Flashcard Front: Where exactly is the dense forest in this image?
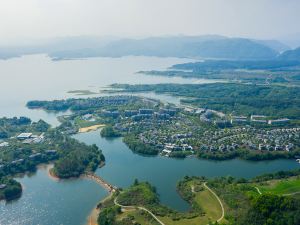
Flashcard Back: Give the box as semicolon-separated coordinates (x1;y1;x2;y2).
50;131;105;178
123;135;159;155
0;117;105;179
97;172;300;225
171;60;300;71
111;83;300;119
100;126;121;138
26;96;139;112
0;177;22;201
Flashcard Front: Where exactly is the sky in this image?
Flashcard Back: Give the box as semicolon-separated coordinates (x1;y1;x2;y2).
0;0;300;45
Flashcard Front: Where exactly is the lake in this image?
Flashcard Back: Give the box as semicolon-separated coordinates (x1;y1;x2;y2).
0;54;204;125
0;55;299;225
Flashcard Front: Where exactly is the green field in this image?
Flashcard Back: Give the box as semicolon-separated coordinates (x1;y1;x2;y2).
159;181;223;225
256;177;300;195
195;187;222;221
74;117;103;128
116;210;160;225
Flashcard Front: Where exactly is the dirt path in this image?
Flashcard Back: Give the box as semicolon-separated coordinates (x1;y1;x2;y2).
114;197;165;225
203;182;225;223
191;185;195;193
283;191;300;196
255;187;262;195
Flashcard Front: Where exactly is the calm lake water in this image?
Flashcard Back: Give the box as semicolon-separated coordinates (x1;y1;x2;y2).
0;54;202;125
0;55;299;225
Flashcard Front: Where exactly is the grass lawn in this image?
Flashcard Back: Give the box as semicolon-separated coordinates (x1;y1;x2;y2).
195;186;222;221
158;215;210;225
159;182;223;225
74;117;103;128
256;177;300;195
116;209;160;225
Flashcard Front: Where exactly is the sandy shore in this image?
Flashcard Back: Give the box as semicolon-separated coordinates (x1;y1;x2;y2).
87;207;100;225
86;192;114;225
79;124;105;133
47;165;60;181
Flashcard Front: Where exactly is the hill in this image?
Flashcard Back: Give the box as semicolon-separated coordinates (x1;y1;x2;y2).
49;36;278;60
253;39;290;53
0;35;286;60
278;47;300;61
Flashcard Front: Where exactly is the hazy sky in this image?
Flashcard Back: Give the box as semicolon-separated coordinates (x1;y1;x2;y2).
0;0;300;44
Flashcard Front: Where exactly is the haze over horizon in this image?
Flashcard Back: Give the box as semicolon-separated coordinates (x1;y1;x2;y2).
1;0;300;47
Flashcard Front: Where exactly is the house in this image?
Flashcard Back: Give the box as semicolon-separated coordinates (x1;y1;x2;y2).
82;114;93;120
164;144;175;151
0;184;7;189
268;118;290;125
32;134;44;144
251;119;267;123
195;108;206;114
230;116;248;124
45;150;57;154
184;107;195;113
132;114;152;121
182;144;193;151
0;142;9;147
285;143;294;151
155;113;170;120
29;153;42;159
17;133;32;140
103;110;120;118
11;159;24;164
160;108;177;116
251;115;266;120
162;149;172;154
258;144;266;151
139;109;154;115
124;110;138;117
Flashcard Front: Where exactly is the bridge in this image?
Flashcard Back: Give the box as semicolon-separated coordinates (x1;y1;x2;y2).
83;172;117;193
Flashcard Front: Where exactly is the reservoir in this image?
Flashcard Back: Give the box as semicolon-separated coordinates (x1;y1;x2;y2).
0;55;299;225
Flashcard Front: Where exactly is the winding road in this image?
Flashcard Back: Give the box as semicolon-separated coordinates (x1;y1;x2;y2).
85;172;224;225
114;197;165;225
255;187;262;195
114;183;225;225
255;186;300;196
203;182;225;223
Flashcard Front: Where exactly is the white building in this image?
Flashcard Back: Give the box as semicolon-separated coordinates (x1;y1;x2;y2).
17;133;32;140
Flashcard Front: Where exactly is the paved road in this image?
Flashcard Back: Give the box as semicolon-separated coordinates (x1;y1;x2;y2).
203;182;225;223
114;197;165;225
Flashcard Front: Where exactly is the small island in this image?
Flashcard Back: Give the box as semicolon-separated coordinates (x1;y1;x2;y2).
0;177;22;201
138;59;300;86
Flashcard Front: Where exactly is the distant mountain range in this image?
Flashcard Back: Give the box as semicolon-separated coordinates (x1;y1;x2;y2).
48;35;281;60
0;35;299;61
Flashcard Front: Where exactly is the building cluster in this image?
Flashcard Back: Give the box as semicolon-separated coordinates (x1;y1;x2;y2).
108;103;299;156
196;108;292;127
0;142;9;147
0;149;57;169
102;107;178;122
200;127;299;153
231;115;290;125
16;132;45;144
